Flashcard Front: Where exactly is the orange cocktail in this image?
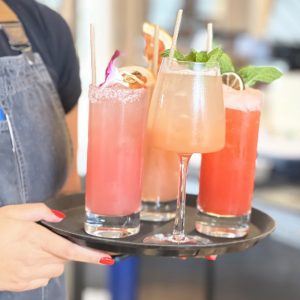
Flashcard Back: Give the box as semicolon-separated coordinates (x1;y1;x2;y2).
141;22;179;222
150;70;225;154
143;58;225;245
197;86;263;237
141;145;179;221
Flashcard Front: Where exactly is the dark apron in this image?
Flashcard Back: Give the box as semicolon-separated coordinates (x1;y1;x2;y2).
0;16;72;300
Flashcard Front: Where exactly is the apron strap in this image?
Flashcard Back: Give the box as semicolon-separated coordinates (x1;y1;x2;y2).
0;0;35;64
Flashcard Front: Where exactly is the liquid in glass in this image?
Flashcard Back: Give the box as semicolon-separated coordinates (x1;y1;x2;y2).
196;86;263;238
85;83;149;238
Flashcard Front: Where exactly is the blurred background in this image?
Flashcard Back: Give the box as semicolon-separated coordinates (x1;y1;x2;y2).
38;0;300;299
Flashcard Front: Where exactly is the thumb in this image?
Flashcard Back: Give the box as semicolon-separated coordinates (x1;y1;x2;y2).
2;203;64;223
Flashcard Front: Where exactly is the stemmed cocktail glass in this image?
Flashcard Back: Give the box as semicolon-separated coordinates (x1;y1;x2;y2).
144;57;225;244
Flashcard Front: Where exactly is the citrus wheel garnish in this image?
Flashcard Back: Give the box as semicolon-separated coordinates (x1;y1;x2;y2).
143;22;172;66
119;66;155;89
222;72;245;90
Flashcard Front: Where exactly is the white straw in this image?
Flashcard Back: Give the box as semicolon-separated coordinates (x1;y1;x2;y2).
169;9;183;59
152;24;160;75
90;23;96;85
207;23;213;52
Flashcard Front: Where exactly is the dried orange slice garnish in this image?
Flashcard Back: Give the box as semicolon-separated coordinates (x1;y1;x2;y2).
119;66;155;89
143;22;172;66
222;72;245;90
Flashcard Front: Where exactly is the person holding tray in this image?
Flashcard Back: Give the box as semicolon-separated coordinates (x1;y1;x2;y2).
0;0;113;299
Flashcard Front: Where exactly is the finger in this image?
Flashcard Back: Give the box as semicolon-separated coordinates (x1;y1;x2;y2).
19;263;65;281
39;228;114;265
60;243;115;265
28;254;66;267
35;264;65;280
3;203;64;223
25;279;50;291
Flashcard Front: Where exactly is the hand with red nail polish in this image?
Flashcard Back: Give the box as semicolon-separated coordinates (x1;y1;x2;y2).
0;203;112;292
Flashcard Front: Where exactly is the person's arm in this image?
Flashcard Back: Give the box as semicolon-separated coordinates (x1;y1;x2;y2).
0;203;114;292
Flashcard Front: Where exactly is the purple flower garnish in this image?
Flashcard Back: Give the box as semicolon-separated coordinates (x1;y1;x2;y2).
99;50;122;87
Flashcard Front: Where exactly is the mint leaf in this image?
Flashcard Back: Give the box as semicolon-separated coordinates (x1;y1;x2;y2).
173;50;185;61
161;49;171;57
238;66;282;86
219;53;235;73
207;48;224;61
161;49;185;61
182;49;197;61
206;48;224;68
195;51;208;62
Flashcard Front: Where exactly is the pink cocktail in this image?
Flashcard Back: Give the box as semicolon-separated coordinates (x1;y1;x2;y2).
85;83;149;238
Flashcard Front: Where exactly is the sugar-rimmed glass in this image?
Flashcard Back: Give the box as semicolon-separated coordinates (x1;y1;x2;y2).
85;83;149;238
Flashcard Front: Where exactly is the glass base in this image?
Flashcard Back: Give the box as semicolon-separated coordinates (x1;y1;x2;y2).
140;199;176;222
143;233;211;245
84;210;140;238
195;210;250;238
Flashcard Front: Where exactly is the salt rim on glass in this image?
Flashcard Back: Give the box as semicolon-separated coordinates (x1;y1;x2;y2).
89;83;147;104
223;84;264;112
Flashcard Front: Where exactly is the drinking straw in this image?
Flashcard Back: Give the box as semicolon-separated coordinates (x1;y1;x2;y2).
90;23;96;85
206;22;213;52
152;24;160;75
169;9;183;59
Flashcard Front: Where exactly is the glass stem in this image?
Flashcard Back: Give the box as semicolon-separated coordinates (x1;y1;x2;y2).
172;154;191;241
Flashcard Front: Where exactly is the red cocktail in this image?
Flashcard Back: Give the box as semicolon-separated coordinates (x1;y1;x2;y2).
196;86;263;238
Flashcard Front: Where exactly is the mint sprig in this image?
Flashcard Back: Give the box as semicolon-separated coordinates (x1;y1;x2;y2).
162;48;235;74
238;66;282;86
161;48;282;87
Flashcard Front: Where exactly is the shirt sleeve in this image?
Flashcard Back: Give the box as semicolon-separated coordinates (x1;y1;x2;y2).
38;5;81;113
55;20;81;113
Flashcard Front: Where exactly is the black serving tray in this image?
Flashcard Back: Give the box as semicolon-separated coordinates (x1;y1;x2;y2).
40;193;275;258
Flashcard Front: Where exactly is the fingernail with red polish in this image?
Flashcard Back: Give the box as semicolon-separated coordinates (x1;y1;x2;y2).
180;256;188;261
51;209;65;219
99;257;115;265
205;255;217;261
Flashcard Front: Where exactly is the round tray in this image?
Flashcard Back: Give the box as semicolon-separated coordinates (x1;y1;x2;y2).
40;193;275;258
